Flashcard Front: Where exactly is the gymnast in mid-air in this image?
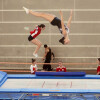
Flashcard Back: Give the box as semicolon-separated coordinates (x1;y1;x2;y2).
23;7;73;44
28;24;45;57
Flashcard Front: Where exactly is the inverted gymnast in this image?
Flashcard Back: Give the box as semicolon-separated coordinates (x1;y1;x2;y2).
28;24;45;57
23;7;73;44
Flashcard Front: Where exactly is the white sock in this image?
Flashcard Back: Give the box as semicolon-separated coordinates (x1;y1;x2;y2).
23;6;29;14
33;53;38;58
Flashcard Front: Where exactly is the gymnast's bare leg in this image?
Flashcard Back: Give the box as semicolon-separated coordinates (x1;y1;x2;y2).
23;7;55;22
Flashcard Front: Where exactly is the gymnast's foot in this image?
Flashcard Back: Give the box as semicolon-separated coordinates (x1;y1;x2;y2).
23;6;29;14
33;53;38;58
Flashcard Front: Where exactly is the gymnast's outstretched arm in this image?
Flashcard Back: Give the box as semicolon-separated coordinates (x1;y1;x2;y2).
67;10;73;28
59;11;68;38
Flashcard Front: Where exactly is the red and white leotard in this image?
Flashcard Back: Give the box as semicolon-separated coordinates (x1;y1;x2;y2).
30;64;38;74
30;26;41;38
56;66;67;72
97;65;100;73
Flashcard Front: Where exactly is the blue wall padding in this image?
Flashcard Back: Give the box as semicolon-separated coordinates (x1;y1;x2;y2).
0;71;7;87
36;72;86;76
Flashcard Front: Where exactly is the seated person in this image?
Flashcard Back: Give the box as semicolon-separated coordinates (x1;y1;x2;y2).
97;58;100;75
56;61;67;72
30;59;38;74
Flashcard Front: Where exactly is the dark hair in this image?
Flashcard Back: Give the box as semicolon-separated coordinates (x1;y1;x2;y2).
38;24;45;28
59;37;65;45
32;59;36;63
98;58;100;61
44;44;48;48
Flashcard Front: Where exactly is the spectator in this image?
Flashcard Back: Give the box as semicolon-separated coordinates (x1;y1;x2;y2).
97;58;100;75
56;61;66;72
42;44;54;71
30;59;38;74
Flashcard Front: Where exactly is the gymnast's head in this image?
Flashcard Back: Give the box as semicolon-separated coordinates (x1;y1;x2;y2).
58;61;63;67
38;24;45;30
59;37;70;45
98;58;100;61
97;58;100;64
44;44;48;48
32;58;36;64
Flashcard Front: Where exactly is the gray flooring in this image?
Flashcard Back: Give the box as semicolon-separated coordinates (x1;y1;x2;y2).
1;79;100;89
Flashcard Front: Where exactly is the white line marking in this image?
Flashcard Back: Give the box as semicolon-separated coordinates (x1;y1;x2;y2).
1;9;100;11
0;45;99;47
74;0;75;21
1;0;3;22
1;21;100;23
0;33;100;35
0;56;98;59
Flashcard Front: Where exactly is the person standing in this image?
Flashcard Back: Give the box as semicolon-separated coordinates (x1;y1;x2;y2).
42;44;54;71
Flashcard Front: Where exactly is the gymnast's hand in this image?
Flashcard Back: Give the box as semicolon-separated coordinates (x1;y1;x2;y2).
70;9;73;16
64;38;70;45
59;10;63;16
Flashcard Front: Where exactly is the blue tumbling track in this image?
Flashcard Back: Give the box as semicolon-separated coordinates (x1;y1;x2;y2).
0;71;100;99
